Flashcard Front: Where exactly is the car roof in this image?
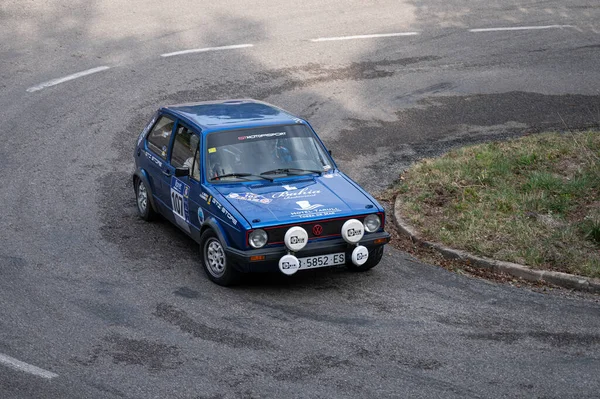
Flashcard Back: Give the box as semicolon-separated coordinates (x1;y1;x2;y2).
161;99;302;133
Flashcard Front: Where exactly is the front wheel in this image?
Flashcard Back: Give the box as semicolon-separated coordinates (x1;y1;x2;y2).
346;246;384;272
199;230;240;286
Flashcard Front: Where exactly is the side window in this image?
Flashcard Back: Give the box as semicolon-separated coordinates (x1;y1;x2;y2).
147;116;175;160
172;125;200;180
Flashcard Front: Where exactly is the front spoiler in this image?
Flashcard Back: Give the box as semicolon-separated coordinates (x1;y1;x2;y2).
225;231;391;273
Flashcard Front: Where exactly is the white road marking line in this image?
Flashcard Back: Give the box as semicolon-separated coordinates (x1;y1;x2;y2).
310;32;419;42
26;66;110;93
0;353;59;379
160;44;254;57
469;25;575;33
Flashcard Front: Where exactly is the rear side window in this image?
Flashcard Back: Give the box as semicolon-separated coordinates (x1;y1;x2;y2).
147;116;174;159
172;125;200;180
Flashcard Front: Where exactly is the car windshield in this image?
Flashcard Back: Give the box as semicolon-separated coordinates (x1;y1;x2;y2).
205;124;332;181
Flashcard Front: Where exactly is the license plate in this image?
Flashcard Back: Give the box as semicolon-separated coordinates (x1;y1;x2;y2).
298;252;345;270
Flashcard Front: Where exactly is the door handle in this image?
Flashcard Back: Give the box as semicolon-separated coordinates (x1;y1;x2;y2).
162;170;171;176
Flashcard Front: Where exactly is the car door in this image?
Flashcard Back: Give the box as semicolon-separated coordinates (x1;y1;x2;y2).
144;114;176;210
163;121;202;236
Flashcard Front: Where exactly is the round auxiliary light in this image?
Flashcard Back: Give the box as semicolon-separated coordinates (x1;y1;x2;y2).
364;214;381;233
341;219;364;244
279;254;300;276
284;226;309;251
352;245;369;266
249;229;268;248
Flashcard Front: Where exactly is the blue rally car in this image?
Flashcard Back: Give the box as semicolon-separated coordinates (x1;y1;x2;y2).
133;99;390;285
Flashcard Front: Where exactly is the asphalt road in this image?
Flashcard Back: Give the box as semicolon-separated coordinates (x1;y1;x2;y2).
1;1;599;397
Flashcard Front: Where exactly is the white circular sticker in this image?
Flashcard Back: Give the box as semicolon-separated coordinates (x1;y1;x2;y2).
279;254;300;275
352;245;369;266
284;226;308;251
341;219;364;244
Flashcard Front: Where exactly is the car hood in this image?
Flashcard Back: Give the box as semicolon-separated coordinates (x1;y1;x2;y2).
215;173;376;227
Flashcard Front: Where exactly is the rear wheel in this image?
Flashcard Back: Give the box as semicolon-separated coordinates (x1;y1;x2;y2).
346;246;384;272
135;178;156;221
200;229;240;286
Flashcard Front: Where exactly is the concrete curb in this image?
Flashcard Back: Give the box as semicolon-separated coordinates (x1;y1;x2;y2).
394;196;600;293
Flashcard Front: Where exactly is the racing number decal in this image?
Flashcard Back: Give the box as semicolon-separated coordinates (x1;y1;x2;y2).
171;190;185;219
170;177;191;232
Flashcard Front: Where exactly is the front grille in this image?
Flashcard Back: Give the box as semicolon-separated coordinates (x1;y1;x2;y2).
264;215;368;245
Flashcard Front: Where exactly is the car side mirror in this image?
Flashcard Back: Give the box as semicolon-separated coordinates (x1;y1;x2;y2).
174;167;189;177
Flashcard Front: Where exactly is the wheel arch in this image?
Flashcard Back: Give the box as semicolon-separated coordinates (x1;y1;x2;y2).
201;217;231;248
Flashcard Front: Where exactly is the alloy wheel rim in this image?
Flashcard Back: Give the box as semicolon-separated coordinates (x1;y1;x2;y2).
137;183;147;212
206;239;226;277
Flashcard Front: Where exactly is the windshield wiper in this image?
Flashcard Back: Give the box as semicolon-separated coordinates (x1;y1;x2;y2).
210;173;273;182
260;168;322;176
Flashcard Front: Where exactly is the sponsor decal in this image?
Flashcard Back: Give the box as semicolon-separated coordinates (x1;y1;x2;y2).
282;185;297;191
271;187;321;200
347;227;363;237
138;115;158;145
291;202;342;218
227;192;272;204
291;207;342;219
208;147;216;153
295;201;323;211
198;207;205;224
199;192;209;201
145;151;163;167
290;201;341;218
210;196;238;226
289;236;306;245
238;132;286;141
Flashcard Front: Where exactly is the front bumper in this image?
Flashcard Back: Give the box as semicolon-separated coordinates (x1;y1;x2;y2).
225;231;391;273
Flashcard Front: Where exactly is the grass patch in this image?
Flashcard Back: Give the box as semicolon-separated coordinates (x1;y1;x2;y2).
396;131;600;278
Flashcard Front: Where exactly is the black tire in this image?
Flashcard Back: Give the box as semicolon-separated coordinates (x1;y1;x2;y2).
347;246;384;272
199;229;240;286
135;178;156;221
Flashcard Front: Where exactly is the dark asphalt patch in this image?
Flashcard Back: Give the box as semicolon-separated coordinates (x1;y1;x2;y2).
75;333;182;371
250;300;373;326
468;331;600;347
332;91;600;159
76;300;138;327
267;354;353;382
173;286;202;299
0;255;27;275
153;303;276;350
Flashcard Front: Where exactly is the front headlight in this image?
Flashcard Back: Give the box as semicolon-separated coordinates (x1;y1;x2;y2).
364;214;381;233
249;229;268;248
